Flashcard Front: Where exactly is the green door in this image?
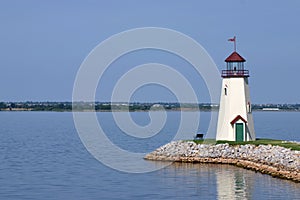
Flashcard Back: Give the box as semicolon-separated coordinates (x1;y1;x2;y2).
235;123;244;142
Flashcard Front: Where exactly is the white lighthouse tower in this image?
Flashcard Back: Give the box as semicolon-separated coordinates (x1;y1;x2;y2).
216;39;255;141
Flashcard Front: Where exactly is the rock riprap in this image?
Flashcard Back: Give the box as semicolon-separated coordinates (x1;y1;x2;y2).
144;141;300;182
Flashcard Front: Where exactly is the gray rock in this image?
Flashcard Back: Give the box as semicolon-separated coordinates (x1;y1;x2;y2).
146;140;300;171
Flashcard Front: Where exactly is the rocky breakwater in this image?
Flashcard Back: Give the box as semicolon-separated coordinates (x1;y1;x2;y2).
144;141;300;182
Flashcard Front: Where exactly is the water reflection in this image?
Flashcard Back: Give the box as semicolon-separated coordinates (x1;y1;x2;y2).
216;165;252;200
160;163;255;200
1;112;299;200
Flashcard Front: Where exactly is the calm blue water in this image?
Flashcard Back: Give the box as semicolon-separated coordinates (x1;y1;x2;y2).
0;111;299;200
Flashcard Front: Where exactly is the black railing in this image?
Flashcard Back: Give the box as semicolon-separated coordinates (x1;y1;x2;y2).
221;70;249;77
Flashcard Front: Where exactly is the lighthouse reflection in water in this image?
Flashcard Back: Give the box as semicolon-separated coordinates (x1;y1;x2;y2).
216;165;252;199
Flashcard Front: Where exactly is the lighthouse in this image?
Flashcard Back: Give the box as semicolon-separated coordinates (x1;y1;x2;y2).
216;38;255;141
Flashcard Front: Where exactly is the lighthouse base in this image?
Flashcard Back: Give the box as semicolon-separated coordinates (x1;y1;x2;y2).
216;77;255;142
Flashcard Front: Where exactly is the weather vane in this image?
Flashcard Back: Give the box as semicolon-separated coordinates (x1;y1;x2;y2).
228;36;236;52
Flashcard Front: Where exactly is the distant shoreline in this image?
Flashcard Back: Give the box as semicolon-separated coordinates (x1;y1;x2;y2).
1;102;300;112
1;108;300;112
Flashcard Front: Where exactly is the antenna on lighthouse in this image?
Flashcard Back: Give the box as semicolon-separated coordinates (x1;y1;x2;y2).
228;36;236;52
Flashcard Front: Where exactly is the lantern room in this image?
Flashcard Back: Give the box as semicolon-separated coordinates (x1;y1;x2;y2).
221;51;249;78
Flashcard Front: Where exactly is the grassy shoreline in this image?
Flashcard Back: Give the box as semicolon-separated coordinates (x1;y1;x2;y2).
192;138;300;151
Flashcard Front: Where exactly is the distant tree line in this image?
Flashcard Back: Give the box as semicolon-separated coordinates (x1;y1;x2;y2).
0;102;299;112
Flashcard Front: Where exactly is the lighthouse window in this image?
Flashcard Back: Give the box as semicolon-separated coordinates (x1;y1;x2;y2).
247;103;252;113
224;88;227;95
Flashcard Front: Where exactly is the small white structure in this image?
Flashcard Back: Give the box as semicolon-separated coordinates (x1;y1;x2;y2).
216;51;255;141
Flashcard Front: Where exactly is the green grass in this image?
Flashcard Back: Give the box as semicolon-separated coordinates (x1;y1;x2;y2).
191;138;300;151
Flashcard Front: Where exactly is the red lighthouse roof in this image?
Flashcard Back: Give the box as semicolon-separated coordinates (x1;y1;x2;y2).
225;51;246;62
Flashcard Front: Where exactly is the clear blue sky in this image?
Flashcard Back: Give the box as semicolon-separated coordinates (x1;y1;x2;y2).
1;0;299;104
